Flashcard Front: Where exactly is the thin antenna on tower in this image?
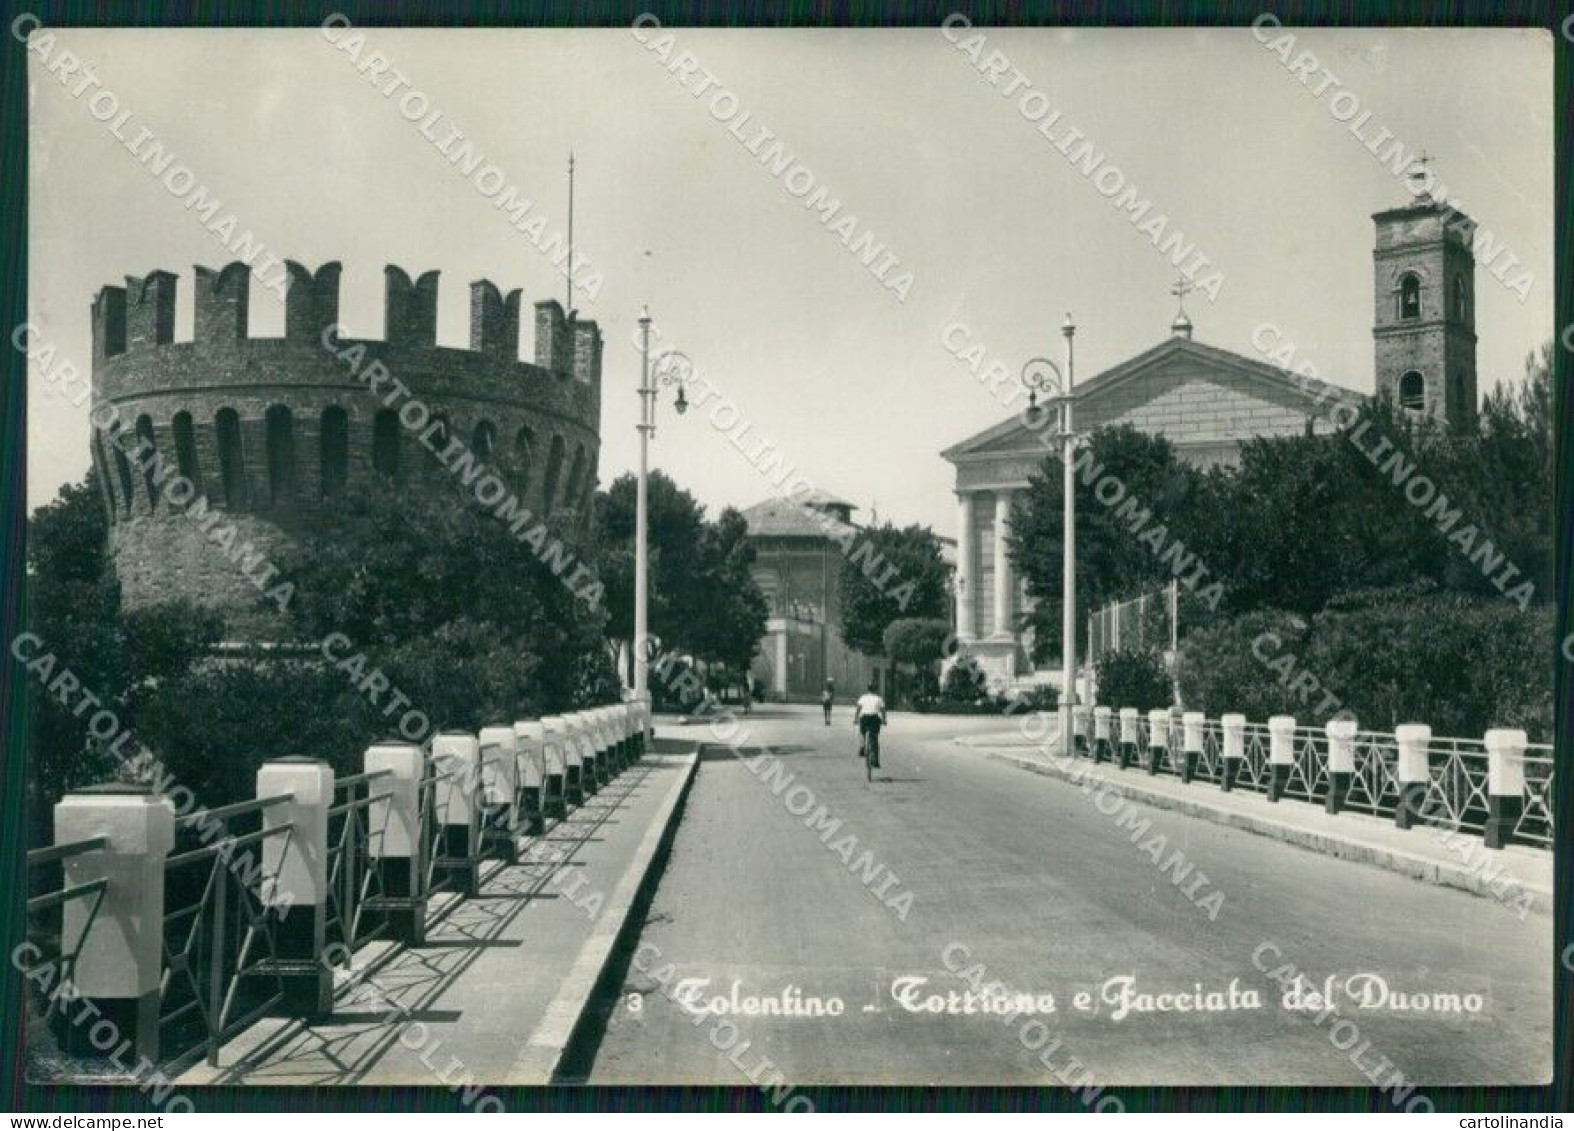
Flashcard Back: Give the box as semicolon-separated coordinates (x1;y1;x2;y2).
566;151;575;317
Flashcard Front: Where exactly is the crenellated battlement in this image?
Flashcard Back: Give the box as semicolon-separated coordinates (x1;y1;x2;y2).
91;261;605;641
284;260;342;342
91;261;603;386
470;279;522;357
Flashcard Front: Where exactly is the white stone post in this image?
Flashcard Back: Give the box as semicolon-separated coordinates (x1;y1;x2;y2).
618;703;635;766
540;716;570;818
1393;723;1432;829
1146;708;1169;776
364;742;426;944
52;785;175;1062
1182;711;1205;784
575;712;600;790
634;693;653;752
1267;715;1296;802
559;715;586;804
432;733;482;895
1221;713;1246;792
1073;703;1092;757
478;725;519;863
513;720;547;834
585;711;605;789
592;708;613;784
573;713;600;797
257;758;334;1015
1483;728;1527;849
1118;707;1139;770
596;707;620;774
1324;718;1357;815
609;706;629;771
1093;705;1112;764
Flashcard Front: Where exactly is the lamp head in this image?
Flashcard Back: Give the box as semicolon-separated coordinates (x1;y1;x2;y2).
1020;356;1062;406
674;384;689;414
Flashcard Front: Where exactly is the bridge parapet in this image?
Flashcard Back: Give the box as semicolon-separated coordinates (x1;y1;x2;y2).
1069;705;1552;851
24;702;639;1077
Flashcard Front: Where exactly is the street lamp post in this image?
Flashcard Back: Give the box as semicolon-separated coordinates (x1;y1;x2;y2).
633;307;691;702
1020;313;1078;756
1060;314;1077;759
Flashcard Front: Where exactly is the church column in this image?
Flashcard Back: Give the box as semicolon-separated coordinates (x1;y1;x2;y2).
993;489;1014;639
955;493;976;640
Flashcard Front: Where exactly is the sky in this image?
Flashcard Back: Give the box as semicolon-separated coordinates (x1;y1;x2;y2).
27;25;1554;535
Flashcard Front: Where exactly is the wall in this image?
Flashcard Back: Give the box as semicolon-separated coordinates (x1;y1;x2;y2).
91;261;603;638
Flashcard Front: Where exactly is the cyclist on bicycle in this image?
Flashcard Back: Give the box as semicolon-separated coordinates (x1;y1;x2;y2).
853;682;887;768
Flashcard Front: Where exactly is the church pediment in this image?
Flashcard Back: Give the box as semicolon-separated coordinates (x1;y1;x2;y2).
943;336;1363;477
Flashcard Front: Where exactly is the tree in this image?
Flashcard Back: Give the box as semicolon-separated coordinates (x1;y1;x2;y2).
883;617;952;701
1010;425;1203;662
593;471;705;674
26;471;224;826
1430;343;1553;604
593;474;768;683
277;483;616;727
684;507;769;675
838;523;951;656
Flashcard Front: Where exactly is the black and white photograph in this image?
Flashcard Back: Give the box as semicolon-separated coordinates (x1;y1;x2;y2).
7;6;1569;1118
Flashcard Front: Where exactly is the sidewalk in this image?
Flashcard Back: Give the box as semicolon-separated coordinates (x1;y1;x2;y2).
178;743;697;1087
974;738;1552;916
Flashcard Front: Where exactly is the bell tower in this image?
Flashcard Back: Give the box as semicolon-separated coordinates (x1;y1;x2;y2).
1372;162;1478;430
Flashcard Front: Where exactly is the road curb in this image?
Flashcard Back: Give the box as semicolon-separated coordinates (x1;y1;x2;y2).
985;749;1551;917
513;742;700;1083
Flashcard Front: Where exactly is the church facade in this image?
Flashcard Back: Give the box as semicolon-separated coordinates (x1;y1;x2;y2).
940;191;1480;684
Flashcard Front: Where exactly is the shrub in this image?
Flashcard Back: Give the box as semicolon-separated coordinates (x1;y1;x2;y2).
1006;683;1059;713
1175;609;1309;719
883;617;952;700
1301;590;1554;739
1175;589;1554;740
941;654;989;703
1094;647;1172;714
136;659;369;807
649;655;705;713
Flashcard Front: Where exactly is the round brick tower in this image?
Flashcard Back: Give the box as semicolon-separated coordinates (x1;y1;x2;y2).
89;260;603;638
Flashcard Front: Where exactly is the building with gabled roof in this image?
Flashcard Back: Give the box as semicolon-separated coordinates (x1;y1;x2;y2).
941;188;1478;685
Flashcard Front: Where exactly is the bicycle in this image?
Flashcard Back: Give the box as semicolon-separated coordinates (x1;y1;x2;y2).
858;723;881;783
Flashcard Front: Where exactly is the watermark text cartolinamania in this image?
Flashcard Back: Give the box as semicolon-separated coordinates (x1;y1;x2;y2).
17;15;291;299
321;327;604;608
631;16;914;303
1252;323;1537;609
942;15;1224;302
17;322;295;613
320;15;602;303
1250;15;1531;303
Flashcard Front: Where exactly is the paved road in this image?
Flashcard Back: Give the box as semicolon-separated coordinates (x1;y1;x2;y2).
586;705;1550;1088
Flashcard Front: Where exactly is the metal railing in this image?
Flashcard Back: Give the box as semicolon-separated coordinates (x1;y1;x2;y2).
1517;744;1554;847
24;836;111;1037
25;701;640;1076
325;770;393;958
478;748;514;857
160;794;295;1071
1089;706;1552;848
